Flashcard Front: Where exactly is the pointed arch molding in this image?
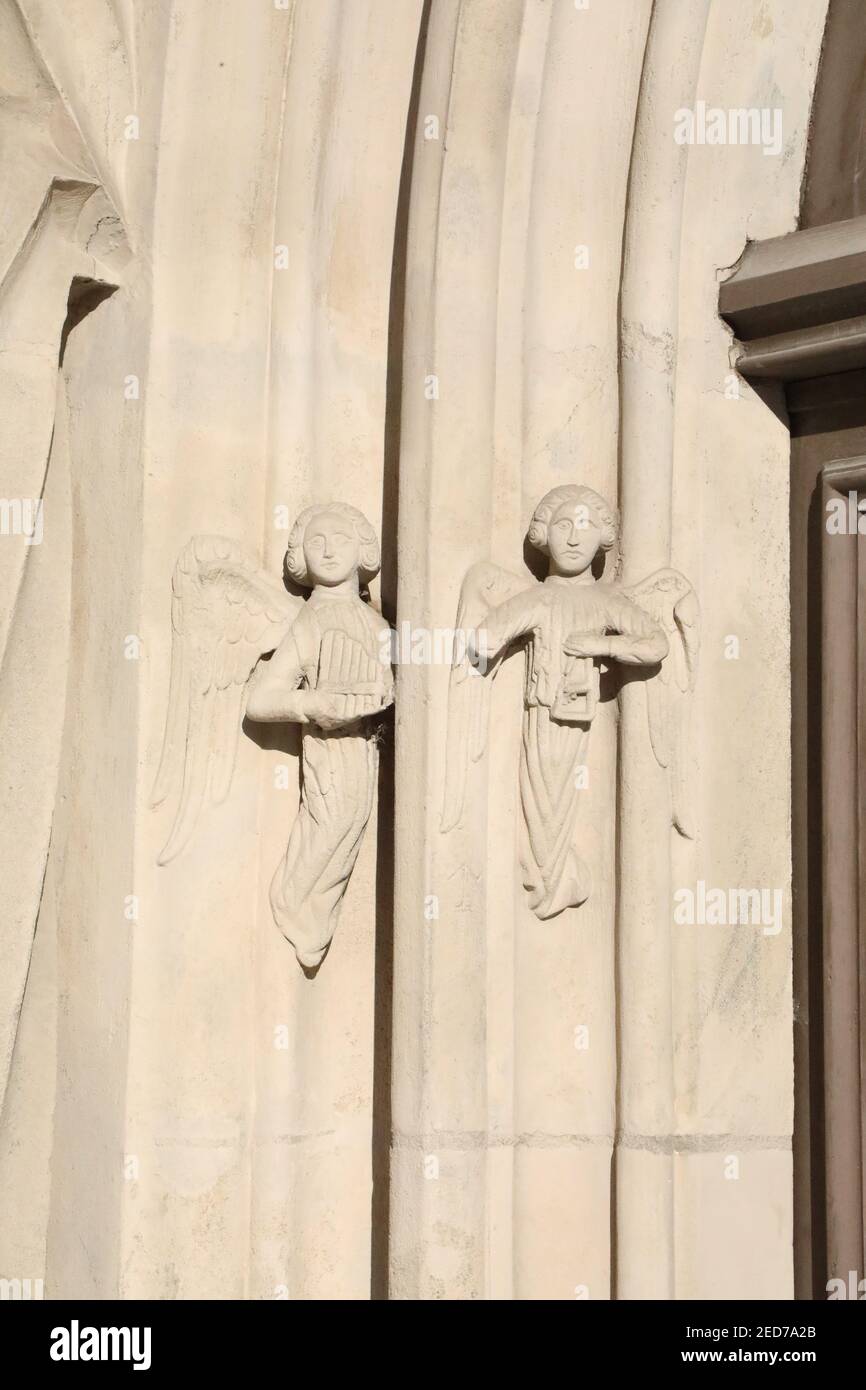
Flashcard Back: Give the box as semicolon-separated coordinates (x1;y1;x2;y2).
0;0;133;1111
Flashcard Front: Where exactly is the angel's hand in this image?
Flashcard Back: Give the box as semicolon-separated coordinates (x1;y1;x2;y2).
303;688;393;731
345;687;395;724
302;692;350;731
563;632;609;660
465;628;490;671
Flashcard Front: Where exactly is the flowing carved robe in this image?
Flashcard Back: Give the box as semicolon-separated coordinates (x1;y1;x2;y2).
484;575;667;918
269;590;392;967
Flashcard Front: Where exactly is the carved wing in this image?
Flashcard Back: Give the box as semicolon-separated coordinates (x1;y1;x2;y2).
151;535;303;863
623;568;700;839
440;560;531;833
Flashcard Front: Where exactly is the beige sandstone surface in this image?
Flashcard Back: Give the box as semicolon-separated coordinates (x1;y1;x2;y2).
0;0;826;1300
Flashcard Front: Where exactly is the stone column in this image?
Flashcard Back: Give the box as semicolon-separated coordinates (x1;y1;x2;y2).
615;0;709;1300
250;0;422;1301
391;0;522;1300
391;0;651;1301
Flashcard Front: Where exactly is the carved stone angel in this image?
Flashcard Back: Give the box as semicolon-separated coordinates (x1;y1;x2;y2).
442;484;699;919
151;504;393;969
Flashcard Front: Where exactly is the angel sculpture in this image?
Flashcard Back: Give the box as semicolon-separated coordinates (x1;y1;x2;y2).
442;484;699;919
151;503;393;969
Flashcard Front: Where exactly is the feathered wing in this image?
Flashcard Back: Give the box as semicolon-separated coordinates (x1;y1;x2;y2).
441;560;531;833
623;568;700;838
151;535;303;863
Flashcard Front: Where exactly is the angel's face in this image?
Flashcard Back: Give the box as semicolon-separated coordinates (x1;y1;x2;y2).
547;502;602;576
303;511;360;587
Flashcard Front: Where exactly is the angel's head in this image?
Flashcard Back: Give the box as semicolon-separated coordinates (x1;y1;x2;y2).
285;503;380;591
528;484;617;578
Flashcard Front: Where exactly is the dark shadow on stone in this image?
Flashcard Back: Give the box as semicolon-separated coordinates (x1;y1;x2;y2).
608;660;661;699
746;377;789;427
522;535;547;582
802;478;826;1299
59;277;117;366
242;707;302;760
370;705;395;1299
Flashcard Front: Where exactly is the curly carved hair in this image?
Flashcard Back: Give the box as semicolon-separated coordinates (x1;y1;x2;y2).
285;502;380;588
527;484;618;554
